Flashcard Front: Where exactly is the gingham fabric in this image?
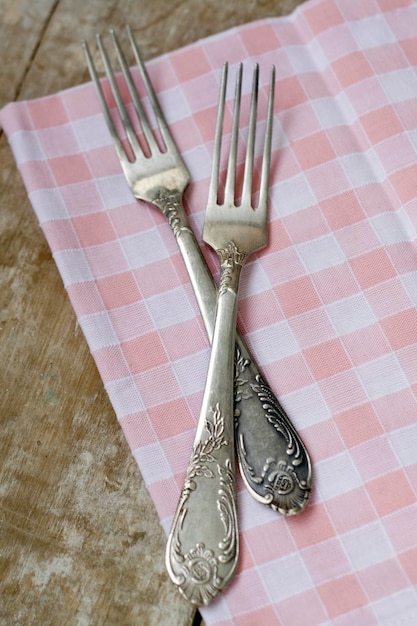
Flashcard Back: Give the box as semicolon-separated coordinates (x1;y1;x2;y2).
2;0;417;623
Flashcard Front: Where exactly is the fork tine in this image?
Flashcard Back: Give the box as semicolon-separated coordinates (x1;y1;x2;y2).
208;62;228;207
258;64;275;214
241;64;259;208
95;33;143;158
83;39;126;164
224;63;243;207
126;25;178;155
109;28;158;155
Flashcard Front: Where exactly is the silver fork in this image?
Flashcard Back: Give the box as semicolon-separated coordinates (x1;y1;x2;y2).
83;28;312;517
166;62;273;606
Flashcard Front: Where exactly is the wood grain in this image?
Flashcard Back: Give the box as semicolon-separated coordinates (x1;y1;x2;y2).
0;1;305;624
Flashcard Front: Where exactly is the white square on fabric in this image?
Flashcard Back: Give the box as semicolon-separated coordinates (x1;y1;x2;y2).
9;130;45;164
315;451;363;501
152;84;191;125
96;174;135;210
147;286;196;329
350;14;396;49
133;442;174;484
373;589;417;626
357;354;409;400
73;114;113;151
389;424;417;467
259;551;313;602
122;228;169;269
401;271;417;306
272;173;317;216
371;211;415;246
29;188;69;223
286;40;327;74
379;68;417;104
54;248;94;286
174;348;209;396
247;320;300;364
312;93;356;129
78;311;119;351
341;150;386;188
341;520;395;570
297;234;346;273
105;375;145;418
282;383;332;428
326;294;376;335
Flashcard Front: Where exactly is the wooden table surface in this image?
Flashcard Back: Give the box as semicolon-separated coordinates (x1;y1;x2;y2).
0;1;305;624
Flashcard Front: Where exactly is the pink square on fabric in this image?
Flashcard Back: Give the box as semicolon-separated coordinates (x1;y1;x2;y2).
390;163;417;204
401;37;417;65
302;537;351;584
334;403;384;448
312;263;360;304
332;51;374;87
93;344;131;383
72;212;116;247
159;319;207;361
300;418;345;462
120;411;158;449
360;105;403;144
239;21;280;56
275;76;308;111
367;469;416;516
373;388;417;431
246;519;295;563
292;131;336;170
19;161;55;191
238;291;284;334
96;272;141;309
350;248;397;290
380;308;417;351
303;338;352;381
326;487;377;534
42;219;80;253
304;0;345;34
289;503;336;548
49;154;93;186
274;276;322;318
150;398;196;441
289;307;336;348
121;332;167;375
342;325;391;367
27;94;69;128
283;205;330;244
320;190;366;230
365;43;409;74
85;145;121;178
318;574;368;618
399;548;417;585
171;46;211;82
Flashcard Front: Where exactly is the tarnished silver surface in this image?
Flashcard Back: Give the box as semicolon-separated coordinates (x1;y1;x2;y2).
83;27;312;520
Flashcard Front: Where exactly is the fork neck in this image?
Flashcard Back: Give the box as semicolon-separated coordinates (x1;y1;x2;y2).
217;242;247;296
152;188;192;240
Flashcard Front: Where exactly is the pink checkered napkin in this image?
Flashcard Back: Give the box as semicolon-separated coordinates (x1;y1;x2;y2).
2;0;417;623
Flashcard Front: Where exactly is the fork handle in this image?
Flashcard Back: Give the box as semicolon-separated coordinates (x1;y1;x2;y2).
158;192;312;515
166;265;239;606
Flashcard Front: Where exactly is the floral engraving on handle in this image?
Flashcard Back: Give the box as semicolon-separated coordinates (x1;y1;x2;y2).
234;348;311;514
153;188;186;239
217;241;247;295
169;404;237;606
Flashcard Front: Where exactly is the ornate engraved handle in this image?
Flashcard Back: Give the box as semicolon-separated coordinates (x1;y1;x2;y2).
166;262;239;606
154;189;312;515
